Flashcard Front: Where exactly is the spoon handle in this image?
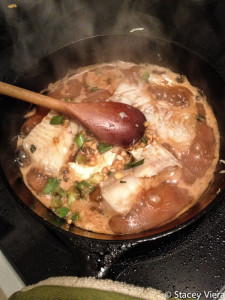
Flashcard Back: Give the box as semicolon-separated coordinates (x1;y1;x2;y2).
0;81;67;112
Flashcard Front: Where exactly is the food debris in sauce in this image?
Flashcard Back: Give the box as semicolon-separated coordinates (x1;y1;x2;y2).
17;61;220;235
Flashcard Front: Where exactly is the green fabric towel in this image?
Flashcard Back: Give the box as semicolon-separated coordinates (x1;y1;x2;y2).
8;277;166;300
9;285;147;300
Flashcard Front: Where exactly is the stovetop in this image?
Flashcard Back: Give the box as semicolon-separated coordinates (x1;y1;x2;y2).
0;1;225;299
1;174;225;297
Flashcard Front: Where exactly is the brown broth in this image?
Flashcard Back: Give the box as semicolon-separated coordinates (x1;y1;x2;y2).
17;61;220;235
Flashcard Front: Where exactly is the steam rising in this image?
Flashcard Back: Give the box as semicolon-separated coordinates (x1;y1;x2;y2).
1;0;224;80
0;0;166;79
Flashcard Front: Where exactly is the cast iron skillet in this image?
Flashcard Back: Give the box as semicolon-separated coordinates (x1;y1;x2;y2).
0;34;225;246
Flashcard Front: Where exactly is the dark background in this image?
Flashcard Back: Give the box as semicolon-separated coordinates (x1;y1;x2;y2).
0;1;225;299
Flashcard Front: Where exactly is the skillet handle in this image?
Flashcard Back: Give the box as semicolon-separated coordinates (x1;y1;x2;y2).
51;228;137;278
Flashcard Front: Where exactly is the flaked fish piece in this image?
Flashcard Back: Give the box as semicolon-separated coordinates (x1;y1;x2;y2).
144;107;196;154
22;111;80;175
112;82;149;107
101;176;142;214
101;144;181;214
131;144;181;177
68;151;116;181
112;82;196;154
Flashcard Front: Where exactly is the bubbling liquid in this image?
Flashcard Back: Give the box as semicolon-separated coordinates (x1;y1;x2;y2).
17;61;220;235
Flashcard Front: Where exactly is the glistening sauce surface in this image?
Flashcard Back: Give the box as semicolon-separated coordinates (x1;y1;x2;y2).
17;61;220;235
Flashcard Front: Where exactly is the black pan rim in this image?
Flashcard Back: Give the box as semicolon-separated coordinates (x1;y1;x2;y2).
1;33;225;242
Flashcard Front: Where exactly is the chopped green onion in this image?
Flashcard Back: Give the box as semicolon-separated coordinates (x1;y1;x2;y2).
50;115;64;125
55;218;64;227
74;148;81;162
97;143;113;154
30;144;36;153
75;152;88;164
67;188;80;206
141;72;150;82
71;213;79;222
75;132;85;148
51;196;62;208
141;136;148;144
43;177;59;194
196;115;205;122
124;158;145;170
124;156;135;166
91;86;98;92
76;180;95;194
54;186;66;198
55;207;70;218
89;172;104;185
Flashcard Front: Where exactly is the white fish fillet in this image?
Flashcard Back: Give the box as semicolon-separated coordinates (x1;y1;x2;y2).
22;111;80;175
68;151;116;180
101;176;142;214
144;108;196;151
101;144;181;214
112;82;196;151
131;144;181;177
112;82;149;108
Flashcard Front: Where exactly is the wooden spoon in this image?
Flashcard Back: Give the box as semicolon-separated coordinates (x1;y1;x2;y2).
0;81;146;147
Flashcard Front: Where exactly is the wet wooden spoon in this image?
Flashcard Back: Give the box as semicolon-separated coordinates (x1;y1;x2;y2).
0;81;146;147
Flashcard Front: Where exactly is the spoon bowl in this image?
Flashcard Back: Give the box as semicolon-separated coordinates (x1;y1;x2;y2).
0;81;146;147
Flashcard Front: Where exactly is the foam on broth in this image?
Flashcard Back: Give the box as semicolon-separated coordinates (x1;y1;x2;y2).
16;61;220;235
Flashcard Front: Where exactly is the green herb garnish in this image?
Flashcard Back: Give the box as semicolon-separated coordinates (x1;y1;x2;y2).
54;186;66;198
50;115;64;125
72;213;79;222
75;132;85;148
141;72;150;82
124;158;145;170
76;180;95;194
51;196;62;208
196;115;205;122
91;86;98;92
141;136;148;144
97;143;113;154
43;177;59;194
89;172;104;185
75;151;88;164
55;207;70;218
67;188;80;206
30;144;36;153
